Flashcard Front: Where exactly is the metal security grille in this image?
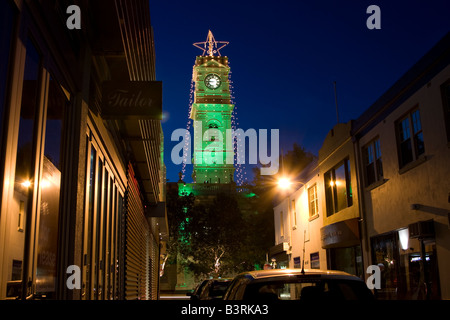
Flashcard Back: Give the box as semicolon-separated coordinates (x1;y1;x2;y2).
124;163;150;300
149;226;158;299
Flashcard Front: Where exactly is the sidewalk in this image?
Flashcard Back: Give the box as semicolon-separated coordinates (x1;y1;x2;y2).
159;291;191;300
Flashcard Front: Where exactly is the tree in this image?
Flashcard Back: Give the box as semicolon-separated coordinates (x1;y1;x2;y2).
164;186;196;268
165;141;315;281
281;143;315;176
252;142;315;204
181;192;246;278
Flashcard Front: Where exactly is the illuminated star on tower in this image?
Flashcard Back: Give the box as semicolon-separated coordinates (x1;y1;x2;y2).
193;30;229;56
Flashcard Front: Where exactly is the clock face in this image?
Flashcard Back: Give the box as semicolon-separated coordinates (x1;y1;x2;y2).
204;74;221;90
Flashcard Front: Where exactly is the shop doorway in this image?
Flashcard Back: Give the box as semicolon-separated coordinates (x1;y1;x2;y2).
327;245;363;278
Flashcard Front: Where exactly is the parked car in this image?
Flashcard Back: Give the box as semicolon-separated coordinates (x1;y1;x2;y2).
187;279;209;300
223;269;375;301
188;278;232;300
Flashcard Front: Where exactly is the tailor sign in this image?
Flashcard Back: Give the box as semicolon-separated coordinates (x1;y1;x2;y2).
101;80;162;120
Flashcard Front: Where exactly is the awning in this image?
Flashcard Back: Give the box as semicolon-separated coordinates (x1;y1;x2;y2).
320;218;360;249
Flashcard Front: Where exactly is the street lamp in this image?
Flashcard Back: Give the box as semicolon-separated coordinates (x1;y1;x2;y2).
277;177;292;190
277;177;306;191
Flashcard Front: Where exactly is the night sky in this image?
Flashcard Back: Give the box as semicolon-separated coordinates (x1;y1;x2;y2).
149;0;450;184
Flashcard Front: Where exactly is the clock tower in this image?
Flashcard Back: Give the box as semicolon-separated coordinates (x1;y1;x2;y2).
190;31;235;184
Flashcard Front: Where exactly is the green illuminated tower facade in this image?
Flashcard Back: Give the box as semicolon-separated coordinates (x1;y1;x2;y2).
190;31;235;184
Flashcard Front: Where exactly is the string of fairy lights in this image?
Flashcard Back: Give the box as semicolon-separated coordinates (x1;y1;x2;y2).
181;79;194;181
228;64;247;186
180;59;247;186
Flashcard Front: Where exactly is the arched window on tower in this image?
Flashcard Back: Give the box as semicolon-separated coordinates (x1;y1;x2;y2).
208;123;219;129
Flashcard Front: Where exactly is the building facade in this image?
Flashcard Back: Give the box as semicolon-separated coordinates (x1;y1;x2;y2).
353;32;450;300
272;160;327;271
318;121;364;278
190;51;235;185
272;32;450;300
272;121;363;277
0;0;167;300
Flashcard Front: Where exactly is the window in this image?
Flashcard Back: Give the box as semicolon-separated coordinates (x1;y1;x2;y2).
35;76;69;296
18;201;25;231
8;38;41;298
280;211;284;238
308;184;318;218
363;138;383;186
243;279;373;300
291;199;297;226
0;1;15;151
83;131;125;300
310;252;320;269
396;108;425;168
6;35;71;299
440;80;450;142
324;159;352;217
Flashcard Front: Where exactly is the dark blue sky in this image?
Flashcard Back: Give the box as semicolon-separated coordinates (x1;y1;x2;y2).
149;0;450;184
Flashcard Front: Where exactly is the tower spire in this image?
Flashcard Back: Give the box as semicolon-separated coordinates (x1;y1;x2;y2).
193;30;229;56
206;30;215;56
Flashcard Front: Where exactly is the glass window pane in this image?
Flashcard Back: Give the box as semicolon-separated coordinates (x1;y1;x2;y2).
366;162;375;185
15;39;40;187
376;158;383;180
399;118;410;141
366;145;374;164
93;158;103;298
400;139;412;166
0;1;15;144
398;117;413;167
324;172;334;216
411;109;422;134
415;132;425;156
346;159;353;207
8;39;41;299
84;144;96;300
374;139;381;159
442;82;450;141
280;211;284;237
36;76;68;297
364;144;376;185
335;163;347;212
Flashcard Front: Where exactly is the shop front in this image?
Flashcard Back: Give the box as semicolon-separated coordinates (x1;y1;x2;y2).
321;218;364;278
0;0;166;300
370;220;441;300
269;242;290;269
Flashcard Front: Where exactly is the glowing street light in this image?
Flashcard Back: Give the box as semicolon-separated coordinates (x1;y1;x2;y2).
277;177;292;190
21;180;31;188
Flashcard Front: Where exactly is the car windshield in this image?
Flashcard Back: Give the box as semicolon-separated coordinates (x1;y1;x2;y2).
243;279;373;301
209;281;230;296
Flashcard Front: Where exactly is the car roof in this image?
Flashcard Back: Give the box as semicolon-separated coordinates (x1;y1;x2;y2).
240;269;361;281
206;278;233;282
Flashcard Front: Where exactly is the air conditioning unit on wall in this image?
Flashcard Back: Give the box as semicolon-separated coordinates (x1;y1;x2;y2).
409;220;435;239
